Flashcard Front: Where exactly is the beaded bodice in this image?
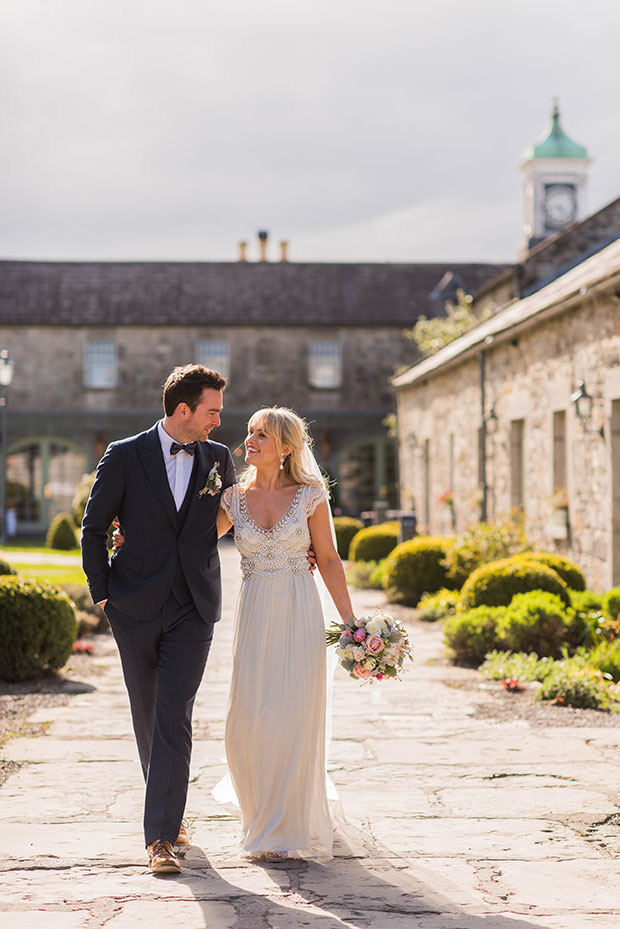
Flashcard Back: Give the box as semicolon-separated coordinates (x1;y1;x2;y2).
221;483;327;579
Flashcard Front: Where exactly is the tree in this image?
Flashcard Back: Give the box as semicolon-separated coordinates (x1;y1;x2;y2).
404;291;494;357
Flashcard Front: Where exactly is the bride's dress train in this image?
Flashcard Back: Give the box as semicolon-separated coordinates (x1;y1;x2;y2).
218;482;333;860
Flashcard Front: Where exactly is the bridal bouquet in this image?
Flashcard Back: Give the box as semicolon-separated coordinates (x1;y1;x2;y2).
326;611;413;682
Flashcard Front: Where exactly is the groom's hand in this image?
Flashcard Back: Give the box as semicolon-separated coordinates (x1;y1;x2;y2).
306;545;317;573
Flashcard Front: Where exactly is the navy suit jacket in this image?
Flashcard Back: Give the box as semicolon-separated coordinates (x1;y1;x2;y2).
81;423;236;623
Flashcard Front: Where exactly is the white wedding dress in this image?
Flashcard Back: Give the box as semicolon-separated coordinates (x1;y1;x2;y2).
219;482;333;860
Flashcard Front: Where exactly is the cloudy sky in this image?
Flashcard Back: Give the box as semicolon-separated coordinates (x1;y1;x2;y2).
2;0;619;264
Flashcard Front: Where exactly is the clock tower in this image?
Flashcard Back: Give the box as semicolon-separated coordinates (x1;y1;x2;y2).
519;101;590;257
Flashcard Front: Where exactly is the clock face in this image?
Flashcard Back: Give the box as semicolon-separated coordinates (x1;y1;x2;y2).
544;185;576;228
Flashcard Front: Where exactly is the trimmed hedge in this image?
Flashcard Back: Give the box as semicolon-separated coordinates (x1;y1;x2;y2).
0;559;17;576
46;512;79;550
417;588;460;623
459;557;571;611
333;516;364;559
443;605;504;666
496;591;571;659
512;552;586;591
382;535;455;607
0;577;77;681
349;521;400;563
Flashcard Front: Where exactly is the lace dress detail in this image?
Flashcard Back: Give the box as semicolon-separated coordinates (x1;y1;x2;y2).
220;481;333;860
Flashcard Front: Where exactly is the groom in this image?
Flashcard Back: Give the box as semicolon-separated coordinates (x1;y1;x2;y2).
81;364;236;874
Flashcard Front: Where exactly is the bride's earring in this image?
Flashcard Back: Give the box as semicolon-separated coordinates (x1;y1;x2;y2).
279;454;285;471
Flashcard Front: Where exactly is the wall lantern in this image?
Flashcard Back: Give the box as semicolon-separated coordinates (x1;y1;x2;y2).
570;379;593;421
0;350;13;389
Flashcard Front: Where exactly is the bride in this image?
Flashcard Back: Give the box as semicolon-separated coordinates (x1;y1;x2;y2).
215;406;355;861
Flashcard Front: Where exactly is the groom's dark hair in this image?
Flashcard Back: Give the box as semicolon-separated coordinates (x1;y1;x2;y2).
163;364;227;416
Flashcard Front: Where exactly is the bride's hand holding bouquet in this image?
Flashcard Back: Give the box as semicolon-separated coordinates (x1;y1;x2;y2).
326;610;413;682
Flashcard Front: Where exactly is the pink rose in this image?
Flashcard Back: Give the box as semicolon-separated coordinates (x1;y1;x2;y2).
353;664;372;679
353;628;367;642
366;635;384;655
376;673;384;680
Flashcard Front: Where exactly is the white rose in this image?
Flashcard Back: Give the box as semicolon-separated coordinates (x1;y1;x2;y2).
366;618;388;636
353;646;365;661
343;647;357;661
363;657;377;671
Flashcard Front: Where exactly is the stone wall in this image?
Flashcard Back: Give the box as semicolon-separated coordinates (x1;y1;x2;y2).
396;292;620;590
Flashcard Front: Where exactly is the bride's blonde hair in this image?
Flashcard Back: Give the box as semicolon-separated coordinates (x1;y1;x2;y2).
240;407;327;491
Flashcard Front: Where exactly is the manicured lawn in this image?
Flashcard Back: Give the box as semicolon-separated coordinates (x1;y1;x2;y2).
0;542;81;556
7;563;87;587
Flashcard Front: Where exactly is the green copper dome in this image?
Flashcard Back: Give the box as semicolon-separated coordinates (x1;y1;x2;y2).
521;102;587;162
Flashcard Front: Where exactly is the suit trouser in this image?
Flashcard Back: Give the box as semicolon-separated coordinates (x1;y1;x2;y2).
105;596;215;846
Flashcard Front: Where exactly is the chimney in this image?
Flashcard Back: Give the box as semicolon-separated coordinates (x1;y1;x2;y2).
257;230;268;262
279;240;289;262
238;240;248;262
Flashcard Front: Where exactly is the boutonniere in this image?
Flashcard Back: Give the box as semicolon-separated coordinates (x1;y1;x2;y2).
198;462;223;498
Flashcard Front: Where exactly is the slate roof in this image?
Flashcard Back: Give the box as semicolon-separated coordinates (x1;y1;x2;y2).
0;260;508;327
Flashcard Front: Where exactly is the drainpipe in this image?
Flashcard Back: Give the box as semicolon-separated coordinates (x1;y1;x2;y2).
479;349;488;523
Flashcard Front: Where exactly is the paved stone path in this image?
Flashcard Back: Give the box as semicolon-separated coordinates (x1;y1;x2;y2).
1;541;620;928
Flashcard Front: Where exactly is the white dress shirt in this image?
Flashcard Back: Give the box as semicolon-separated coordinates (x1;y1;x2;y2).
158;421;195;511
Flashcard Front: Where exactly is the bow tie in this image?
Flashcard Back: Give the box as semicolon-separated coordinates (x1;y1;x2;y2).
170;441;197;456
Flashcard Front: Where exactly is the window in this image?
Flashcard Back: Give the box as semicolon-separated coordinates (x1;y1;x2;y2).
510;419;525;509
308;341;342;389
84;340;117;389
552;410;567;492
197;339;230;379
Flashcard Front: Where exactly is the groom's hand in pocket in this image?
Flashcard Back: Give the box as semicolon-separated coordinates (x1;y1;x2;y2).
306;545;317;573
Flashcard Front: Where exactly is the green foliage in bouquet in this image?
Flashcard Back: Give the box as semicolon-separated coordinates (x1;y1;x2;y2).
0;559;17;576
442;511;531;587
459;557;571;611
383;535;455;607
349;522;400;563
0;577;77;681
496;591;571;659
333;516;364;559
417;588;460;622
511;552;586;591
46;512;79;551
443;605;504;666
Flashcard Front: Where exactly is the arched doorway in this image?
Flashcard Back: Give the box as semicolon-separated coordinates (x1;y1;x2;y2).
7;437;88;536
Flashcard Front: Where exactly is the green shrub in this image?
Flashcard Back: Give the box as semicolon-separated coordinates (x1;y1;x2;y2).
536;658;619;711
603;587;620;622
443;511;531;586
512;552;586;591
71;471;95;528
62;583;108;633
443;605;504;666
0;577;77;681
349;521;400;563
0;559;17;576
584;639;620;683
459;557;571;611
346;559;385;590
46;512;78;550
496;591;571;659
480;650;555;682
417;588;460;622
333;516;364;559
570;589;604;612
382;535;455;607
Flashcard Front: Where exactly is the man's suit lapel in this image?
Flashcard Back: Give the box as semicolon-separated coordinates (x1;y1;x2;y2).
137;425;178;531
182;441;215;534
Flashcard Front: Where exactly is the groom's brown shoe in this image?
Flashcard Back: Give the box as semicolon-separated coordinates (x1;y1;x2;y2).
176;819;190;845
147;839;181;874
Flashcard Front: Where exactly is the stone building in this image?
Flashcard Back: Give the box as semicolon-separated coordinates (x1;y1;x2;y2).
0;254;502;535
394;200;620;591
